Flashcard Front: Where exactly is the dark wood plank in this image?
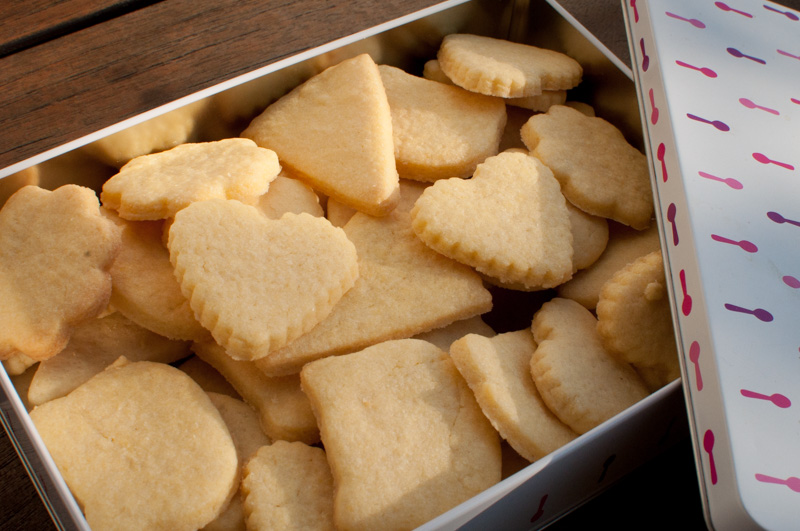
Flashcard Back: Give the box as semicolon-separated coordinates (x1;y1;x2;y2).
0;0;162;57
0;0;447;173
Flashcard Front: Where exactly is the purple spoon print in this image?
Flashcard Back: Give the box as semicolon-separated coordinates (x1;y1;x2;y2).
667;203;678;245
768;211;800;227
728;47;766;64
640;38;650;71
724;303;773;322
740;97;779;115
764;4;800;21
711;234;757;253
676;60;717;77
687;113;729;131
741;389;791;408
715;1;753;17
665;11;706;28
698;170;743;189
755;474;800;492
753;152;794;170
778;49;800;60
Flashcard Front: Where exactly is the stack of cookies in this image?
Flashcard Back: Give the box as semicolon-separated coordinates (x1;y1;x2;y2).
0;33;677;531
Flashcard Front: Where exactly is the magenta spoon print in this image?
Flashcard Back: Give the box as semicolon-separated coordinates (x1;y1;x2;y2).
777;49;800;60
715;1;753;17
689;341;703;391
657;143;668;182
727;47;766;64
698;171;743;189
680;270;692;316
740;389;791;408
704;430;718;485
739;97;779;115
724;303;773;322
675;60;717;77
665;11;706;28
755;474;800;492
687;113;729;131
764;4;800;21
753;152;795;170
666;203;678;245
783;275;800;288
793;98;800;105
768;211;800;227
649;88;658;123
529;494;548;523
711;234;757;253
631;0;639;22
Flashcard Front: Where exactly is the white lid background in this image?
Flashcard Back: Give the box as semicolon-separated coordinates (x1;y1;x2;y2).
627;0;800;528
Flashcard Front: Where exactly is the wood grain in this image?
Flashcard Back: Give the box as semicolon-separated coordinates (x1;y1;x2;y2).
0;0;445;173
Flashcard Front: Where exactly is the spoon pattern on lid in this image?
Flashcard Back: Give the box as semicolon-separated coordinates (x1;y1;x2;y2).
628;0;800;502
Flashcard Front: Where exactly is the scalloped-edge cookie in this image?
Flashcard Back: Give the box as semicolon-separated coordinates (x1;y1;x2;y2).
29;360;239;531
379;64;506;182
521;105;653;229
530;298;649;434
411;151;573;290
300;338;500;531
0;185;121;361
242;54;400;217
168;200;358;361
450;330;577;462
596;251;678;376
256;188;491;376
241;441;335;531
557;222;661;309
101;138;280;220
254;173;323;219
437;34;582;98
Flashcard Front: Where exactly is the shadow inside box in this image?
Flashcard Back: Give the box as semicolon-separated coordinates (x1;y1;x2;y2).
545;436;707;530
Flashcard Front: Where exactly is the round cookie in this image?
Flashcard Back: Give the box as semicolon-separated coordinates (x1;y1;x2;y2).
29;360;239;531
530;298;649;434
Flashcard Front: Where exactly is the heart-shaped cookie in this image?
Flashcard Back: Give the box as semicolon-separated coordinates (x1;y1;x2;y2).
168;199;358;361
410;151;573;290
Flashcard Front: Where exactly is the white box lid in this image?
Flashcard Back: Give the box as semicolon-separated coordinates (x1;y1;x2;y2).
624;0;800;529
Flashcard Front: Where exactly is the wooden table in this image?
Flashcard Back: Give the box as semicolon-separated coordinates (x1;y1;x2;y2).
2;0;789;528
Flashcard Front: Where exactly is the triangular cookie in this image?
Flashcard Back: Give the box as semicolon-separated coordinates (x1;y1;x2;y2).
242;54;399;216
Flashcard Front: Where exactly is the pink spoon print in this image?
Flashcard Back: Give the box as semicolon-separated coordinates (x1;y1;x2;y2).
675;60;717;77
715;1;753;17
657;143;668;182
753;152;795;170
640;38;650;71
529;494;548;522
728;47;766;64
649;88;658;123
783;275;800;288
698;170;743;189
768;211;800;227
778;49;800;60
687;113;729;131
665;11;706;28
711;234;757;253
755;474;800;492
689;341;703;391
724;303;773;322
764;4;800;21
666;203;678;245
792;98;800;105
739;97;779;115
704;429;718;485
631;0;639;22
740;389;791;408
679;270;692;316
